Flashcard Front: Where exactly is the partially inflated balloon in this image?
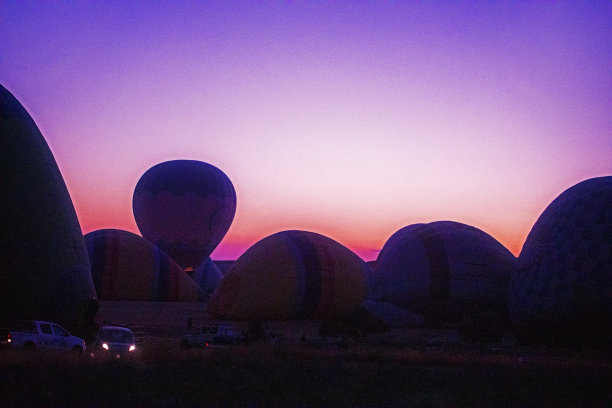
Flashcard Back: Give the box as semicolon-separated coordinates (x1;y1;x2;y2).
369;221;514;326
85;229;201;302
133;160;236;269
508;177;612;346
0;84;98;334
208;230;371;320
191;257;223;298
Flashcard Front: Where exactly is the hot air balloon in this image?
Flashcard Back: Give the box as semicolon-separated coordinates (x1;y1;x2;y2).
508;176;612;346
132;160;236;270
190;257;223;298
0;84;98;335
208;230;371;320
368;221;514;327
85;229;201;302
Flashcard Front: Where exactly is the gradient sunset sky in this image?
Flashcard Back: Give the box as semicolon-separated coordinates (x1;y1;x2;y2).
1;2;610;261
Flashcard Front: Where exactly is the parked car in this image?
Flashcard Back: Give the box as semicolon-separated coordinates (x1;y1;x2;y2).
9;320;86;352
181;325;241;348
95;325;137;357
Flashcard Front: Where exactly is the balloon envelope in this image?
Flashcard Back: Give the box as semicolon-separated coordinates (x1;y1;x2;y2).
85;229;202;302
190;257;223;298
133;160;236;269
208;230;371;320
508;176;612;345
0;84;98;334
370;221;514;326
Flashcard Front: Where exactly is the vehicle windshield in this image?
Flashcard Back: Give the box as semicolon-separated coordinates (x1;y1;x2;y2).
99;329;134;343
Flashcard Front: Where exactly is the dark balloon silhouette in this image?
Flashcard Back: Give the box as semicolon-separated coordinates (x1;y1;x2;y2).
190;257;223;298
0;84;98;334
368;221;514;327
208;230;372;320
508;176;612;346
133;160;236;270
85;229;202;302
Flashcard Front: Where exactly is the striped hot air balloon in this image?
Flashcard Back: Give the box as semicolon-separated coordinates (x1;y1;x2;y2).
368;221;514;327
208;230;371;320
85;229;201;302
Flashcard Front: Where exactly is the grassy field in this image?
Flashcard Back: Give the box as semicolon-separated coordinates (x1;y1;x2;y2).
0;301;611;407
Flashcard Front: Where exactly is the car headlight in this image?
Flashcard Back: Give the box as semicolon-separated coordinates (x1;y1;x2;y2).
129;344;136;352
102;343;109;350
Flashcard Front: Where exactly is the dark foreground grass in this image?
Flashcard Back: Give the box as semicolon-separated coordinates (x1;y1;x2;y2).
1;344;611;408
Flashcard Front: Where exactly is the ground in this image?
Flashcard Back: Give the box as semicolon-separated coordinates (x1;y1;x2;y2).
0;301;611;407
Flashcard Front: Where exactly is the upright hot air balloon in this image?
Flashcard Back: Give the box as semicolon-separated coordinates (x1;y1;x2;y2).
508;176;612;346
85;229;202;302
367;221;514;327
133;160;236;270
0;84;98;335
208;230;371;320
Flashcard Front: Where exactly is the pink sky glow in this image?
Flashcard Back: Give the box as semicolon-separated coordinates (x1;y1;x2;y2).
1;2;610;260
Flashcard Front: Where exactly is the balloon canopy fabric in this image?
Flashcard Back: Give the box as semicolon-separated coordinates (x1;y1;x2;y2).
133;160;237;270
190;257;224;298
370;221;514;326
208;230;371;320
508;176;612;345
85;229;202;302
0;84;98;334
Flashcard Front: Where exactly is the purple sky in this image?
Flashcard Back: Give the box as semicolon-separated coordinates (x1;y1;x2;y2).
1;1;611;260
